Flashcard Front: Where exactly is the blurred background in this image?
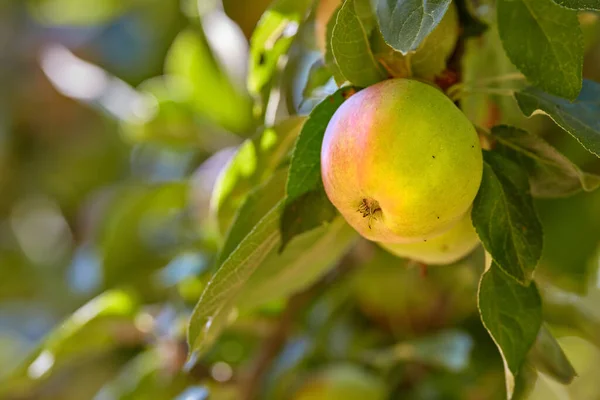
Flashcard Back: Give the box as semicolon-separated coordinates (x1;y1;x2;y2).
0;0;599;399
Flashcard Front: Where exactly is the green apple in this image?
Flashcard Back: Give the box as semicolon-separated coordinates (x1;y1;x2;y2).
321;78;482;243
379;211;480;265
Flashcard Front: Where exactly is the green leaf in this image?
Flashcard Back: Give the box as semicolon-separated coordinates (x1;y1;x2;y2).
286;87;359;202
478;264;542;399
491;125;600;197
280;185;338;250
512;362;538;400
237;217;357;310
331;0;386;87
188;203;283;356
471;151;543;284
364;330;474;372
551;0;600;10
165;27;253;133
218;168;288;265
375;0;452;54
211;116;306;236
528;324;577;385
515;81;600;157
282;87;358;245
248;0;313;95
2;290;139;394
325;5;347;85
497;0;583;100
302;59;335;101
409;1;459;79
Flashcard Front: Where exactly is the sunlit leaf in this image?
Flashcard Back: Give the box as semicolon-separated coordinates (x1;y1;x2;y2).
166;27;253;133
211;116;306;236
237;217;356;310
188;203;283;356
248;0;313;95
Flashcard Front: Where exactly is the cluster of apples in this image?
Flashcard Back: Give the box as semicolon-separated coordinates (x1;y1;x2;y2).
321;78;483;265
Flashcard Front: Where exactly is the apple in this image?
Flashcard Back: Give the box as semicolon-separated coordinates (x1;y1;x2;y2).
378;211;480;265
321;78;482;243
292;364;387;400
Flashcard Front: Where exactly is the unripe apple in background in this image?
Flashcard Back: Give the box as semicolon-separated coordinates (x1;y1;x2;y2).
321;79;482;243
351;245;477;336
379;211;480;265
291;364;387;400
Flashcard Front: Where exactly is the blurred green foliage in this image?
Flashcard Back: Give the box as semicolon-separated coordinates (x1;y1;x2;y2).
0;0;599;399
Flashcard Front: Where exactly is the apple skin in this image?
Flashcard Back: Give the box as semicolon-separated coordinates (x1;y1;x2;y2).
379;211;480;265
292;364;387;400
321;78;483;243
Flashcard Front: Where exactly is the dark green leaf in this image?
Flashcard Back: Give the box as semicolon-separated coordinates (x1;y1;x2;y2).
248;0;313;95
325;5;347;85
528;324;577;385
375;0;452;54
551;0;600;10
471;151;543;284
331;0;386;86
286;87;359;202
497;0;583;100
188;203;283;356
280;185;338;251
237;217;357;310
491;125;600;197
211;116;306;236
282;87;358;245
515;81;600;157
478;264;542;398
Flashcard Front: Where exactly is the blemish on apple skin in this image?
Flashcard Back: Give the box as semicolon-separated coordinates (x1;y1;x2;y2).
357;198;381;229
